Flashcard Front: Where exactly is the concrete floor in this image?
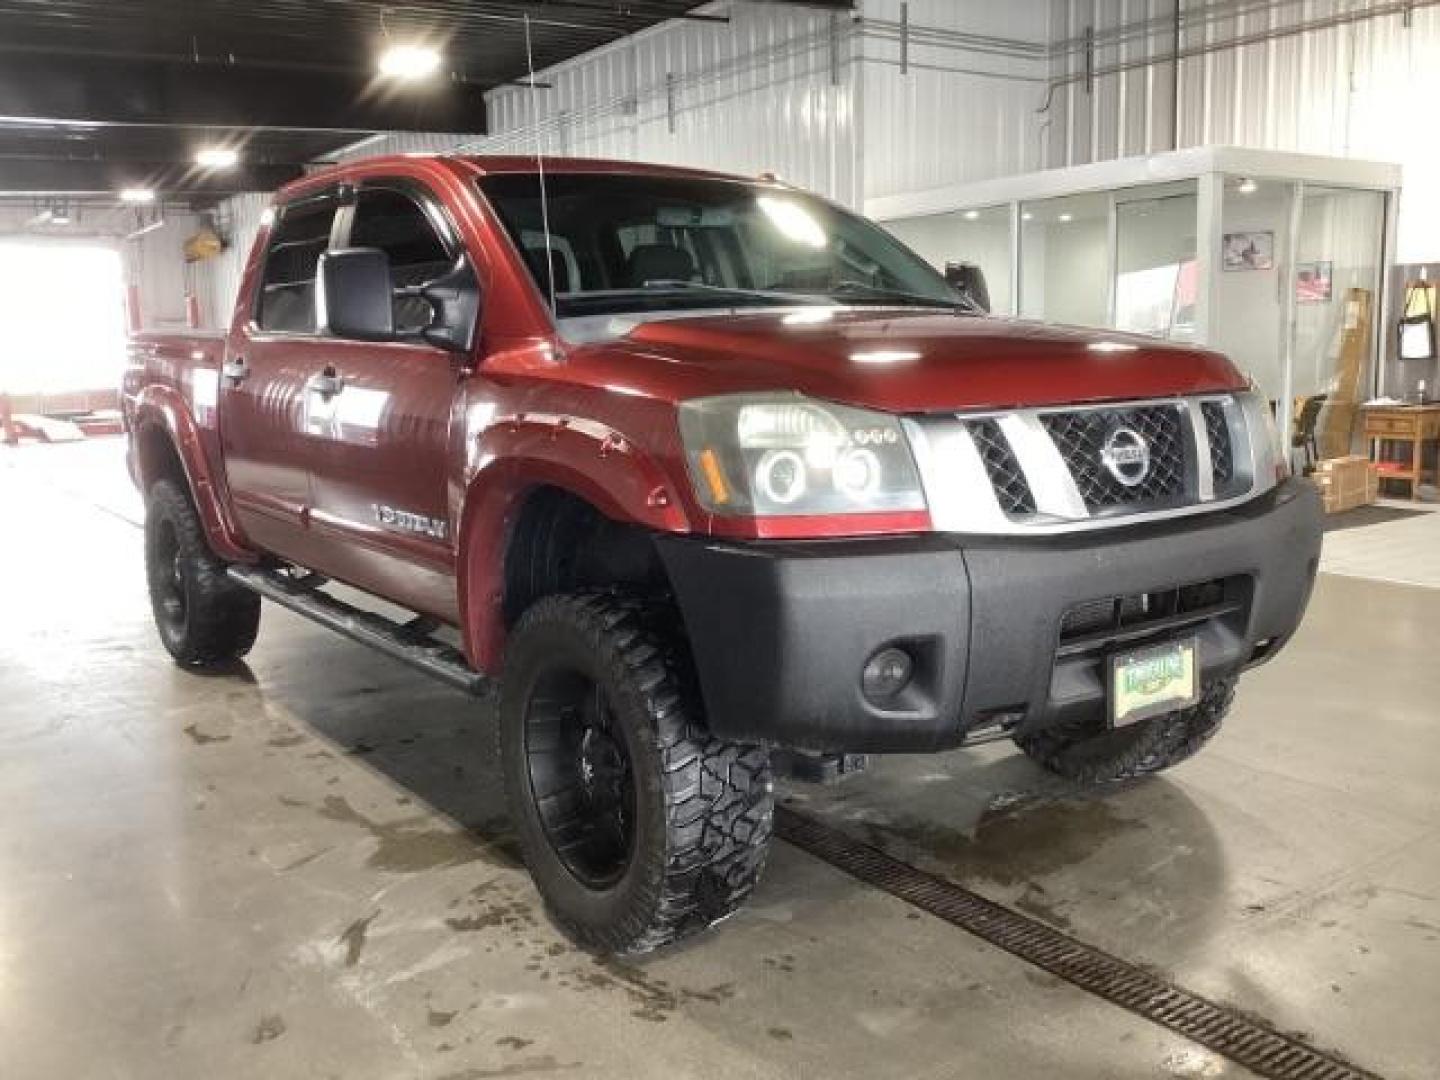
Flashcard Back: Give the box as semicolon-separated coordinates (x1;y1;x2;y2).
3;440;1439;1080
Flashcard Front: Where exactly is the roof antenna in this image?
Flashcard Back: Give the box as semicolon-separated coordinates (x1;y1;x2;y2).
523;14;558;314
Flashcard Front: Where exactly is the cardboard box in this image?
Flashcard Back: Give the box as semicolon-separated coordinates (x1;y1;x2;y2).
1313;454;1379;513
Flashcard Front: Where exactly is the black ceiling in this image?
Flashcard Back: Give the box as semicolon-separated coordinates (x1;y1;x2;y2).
0;0;851;207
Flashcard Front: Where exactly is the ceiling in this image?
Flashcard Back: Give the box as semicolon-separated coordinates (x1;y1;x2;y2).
0;0;851;209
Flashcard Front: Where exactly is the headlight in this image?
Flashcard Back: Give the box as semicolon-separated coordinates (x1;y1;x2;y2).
678;393;927;516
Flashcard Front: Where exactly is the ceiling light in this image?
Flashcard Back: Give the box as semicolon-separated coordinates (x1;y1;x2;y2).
379;43;442;79
1021;211;1034;221
49;207;72;226
196;147;239;169
1058;212;1074;223
1237;177;1258;194
963;210;980;221
120;188;155;203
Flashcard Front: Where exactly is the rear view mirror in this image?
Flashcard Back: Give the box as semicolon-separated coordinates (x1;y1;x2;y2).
317;248;395;341
944;261;991;314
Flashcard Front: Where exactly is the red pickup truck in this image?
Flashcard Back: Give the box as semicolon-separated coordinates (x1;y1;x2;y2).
124;154;1322;953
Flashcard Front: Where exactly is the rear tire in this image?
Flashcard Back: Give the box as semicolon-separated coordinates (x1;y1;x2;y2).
144;479;260;666
499;592;773;954
1014;678;1236;784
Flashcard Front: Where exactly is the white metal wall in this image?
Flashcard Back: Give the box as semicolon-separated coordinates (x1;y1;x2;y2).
333;131;476;161
185;194;269;332
468;1;864;207
859;0;1051;201
468;1;1055;211
1047;0;1440;260
123;212;201;330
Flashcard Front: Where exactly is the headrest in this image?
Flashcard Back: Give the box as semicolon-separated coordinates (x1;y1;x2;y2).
524;246;572;295
625;243;695;286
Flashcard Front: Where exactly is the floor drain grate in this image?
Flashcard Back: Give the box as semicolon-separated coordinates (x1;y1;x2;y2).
776;806;1384;1080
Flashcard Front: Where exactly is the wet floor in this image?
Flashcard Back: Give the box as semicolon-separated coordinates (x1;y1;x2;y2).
3;440;1438;1080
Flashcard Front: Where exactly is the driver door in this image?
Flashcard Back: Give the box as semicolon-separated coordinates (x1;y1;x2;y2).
300;180;462;621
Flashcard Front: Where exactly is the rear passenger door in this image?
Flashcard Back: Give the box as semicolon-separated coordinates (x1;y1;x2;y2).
299;179;462;621
222;189;341;560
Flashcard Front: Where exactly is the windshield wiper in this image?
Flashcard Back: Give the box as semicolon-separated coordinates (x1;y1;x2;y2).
828;280;977;313
636;279;828;305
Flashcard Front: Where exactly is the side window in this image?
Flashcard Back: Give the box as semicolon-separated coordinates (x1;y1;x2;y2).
257;197;338;333
349;187;453;334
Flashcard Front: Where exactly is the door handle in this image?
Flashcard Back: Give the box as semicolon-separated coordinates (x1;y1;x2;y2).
307;367;344;397
221;357;248;384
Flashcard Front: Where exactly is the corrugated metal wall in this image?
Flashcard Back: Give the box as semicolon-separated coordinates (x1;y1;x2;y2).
467;1;1054;210
191;193;269;331
1047;0;1440;260
859;0;1051;200
333;132;476;161
123;212;201;330
468;0;864;207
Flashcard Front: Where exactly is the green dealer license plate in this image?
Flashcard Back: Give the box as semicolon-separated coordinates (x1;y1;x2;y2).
1109;636;1200;727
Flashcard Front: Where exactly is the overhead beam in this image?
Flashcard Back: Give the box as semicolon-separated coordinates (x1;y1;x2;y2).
0;54;488;133
0;158;302;197
0;141;332;168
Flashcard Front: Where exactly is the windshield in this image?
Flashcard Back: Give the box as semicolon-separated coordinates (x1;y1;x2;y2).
477;173;963;318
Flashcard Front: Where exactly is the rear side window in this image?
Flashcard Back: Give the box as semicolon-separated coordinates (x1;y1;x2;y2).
349;187;453;333
257;196;338;332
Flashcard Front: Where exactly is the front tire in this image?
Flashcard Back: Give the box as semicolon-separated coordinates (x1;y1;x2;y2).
499;593;773;954
144;479;260;666
1014;678;1236;784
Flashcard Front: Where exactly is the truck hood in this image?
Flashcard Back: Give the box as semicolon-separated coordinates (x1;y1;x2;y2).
568;308;1246;413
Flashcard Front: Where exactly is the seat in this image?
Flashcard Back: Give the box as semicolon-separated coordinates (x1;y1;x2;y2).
1292;393;1327;474
625;244;695;287
524;246;573;296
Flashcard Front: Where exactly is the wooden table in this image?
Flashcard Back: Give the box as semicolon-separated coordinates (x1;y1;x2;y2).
1361;405;1440;499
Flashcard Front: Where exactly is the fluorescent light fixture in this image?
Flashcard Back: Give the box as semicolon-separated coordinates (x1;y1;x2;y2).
851;350;921;365
379;43;442;79
196;146;239;169
49;208;72;225
963;209;980;221
1021;211;1034;221
1087;340;1139;353
120;188;155;203
1058;212;1074;223
1237;177;1258;195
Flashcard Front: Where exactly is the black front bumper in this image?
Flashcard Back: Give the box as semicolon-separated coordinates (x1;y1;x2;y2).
657;479;1322;753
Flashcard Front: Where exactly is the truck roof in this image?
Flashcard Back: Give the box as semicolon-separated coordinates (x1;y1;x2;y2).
277;153;756;202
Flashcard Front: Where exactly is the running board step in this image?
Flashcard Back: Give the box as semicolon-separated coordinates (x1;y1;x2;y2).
226;566;489;696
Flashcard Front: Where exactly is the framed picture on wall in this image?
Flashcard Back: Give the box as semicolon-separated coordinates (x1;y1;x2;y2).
1222;231;1275;271
1295;260;1333;302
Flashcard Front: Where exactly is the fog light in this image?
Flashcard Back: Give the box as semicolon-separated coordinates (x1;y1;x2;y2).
862;646;914;703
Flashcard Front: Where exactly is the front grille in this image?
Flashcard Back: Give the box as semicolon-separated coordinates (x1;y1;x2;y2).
1040;405;1188;512
1058;577;1242;650
966;419;1036;515
1201;402;1233;486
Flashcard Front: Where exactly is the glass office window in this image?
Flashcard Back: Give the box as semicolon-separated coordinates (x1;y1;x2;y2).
1018;193;1110;327
882;205;1013;314
1114;186;1198;340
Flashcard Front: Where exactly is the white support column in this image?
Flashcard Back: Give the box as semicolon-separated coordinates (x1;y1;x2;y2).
1194;171;1220;347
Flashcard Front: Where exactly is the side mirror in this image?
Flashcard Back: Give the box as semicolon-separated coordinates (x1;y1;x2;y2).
317;248;395;341
944;261;991;314
417;255;481;355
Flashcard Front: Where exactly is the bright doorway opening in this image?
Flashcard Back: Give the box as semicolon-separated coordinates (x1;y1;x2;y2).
0;242;127;398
